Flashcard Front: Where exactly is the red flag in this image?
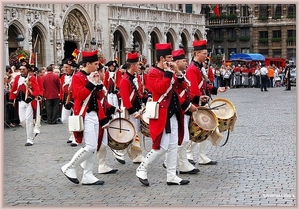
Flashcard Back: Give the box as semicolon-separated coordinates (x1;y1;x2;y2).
210;4;220;17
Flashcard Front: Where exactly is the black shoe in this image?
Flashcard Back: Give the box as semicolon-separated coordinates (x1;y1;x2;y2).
61;170;79;184
162;163;166;168
199;161;218;165
188;159;196;165
179;168;200;174
100;169;118;174
138;177;149;186
25;142;33;146
66;140;72;143
82;180;105;185
70;143;78;147
116;158;125;164
167;179;190;185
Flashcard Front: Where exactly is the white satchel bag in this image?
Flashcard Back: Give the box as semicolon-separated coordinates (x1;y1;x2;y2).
144;101;159;119
145;83;173;119
68;92;92;132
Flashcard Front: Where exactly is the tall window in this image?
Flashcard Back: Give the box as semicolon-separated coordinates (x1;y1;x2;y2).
227;29;236;38
186;4;192;13
259;4;268;17
287;30;296;37
274;4;282;17
215;29;223;39
228;6;236;14
288;4;296;15
259;31;268;38
273;30;281;38
178;4;183;12
241;28;249;36
241;6;249;17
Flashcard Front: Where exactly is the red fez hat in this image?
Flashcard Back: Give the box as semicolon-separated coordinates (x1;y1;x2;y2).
82;50;98;63
193;40;207;51
156;43;172;56
172;49;186;61
127;52;139;63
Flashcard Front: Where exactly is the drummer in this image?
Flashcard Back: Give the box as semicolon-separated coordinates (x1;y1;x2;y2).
117;51;147;164
185;40;227;166
136;43;198;186
162;48;200;174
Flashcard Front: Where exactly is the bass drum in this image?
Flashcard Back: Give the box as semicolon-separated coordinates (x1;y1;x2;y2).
140;112;150;137
209;98;236;133
189;107;218;143
107;118;136;150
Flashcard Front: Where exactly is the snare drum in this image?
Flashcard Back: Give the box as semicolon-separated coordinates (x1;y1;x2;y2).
209;98;236;133
140;113;150;137
107;118;136;150
189;108;218;143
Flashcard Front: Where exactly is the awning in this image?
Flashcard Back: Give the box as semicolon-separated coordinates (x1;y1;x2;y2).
230;53;265;61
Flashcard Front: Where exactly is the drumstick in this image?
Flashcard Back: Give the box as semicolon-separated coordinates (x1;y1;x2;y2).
209;103;226;110
197;103;226;110
109;126;130;132
118;98;122;133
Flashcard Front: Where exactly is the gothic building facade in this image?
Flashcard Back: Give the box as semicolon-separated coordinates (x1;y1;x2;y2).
4;4;296;67
4;4;206;67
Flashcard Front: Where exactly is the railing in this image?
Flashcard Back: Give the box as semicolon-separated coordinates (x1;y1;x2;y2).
207;16;251;26
109;6;204;25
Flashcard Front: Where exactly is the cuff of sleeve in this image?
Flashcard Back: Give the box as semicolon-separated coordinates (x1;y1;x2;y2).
164;71;173;79
183;102;192;113
128;107;135;115
100;118;109;127
181;100;190;112
192;96;200;105
85;81;95;91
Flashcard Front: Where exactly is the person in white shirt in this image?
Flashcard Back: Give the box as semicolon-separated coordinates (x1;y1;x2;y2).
260;64;268;91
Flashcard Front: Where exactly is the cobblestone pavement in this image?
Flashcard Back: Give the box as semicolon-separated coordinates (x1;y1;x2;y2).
3;86;297;207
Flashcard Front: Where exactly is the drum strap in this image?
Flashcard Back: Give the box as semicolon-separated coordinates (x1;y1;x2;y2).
220;129;230;147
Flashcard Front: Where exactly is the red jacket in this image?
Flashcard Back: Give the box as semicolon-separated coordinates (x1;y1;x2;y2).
9;74;40;118
59;73;73;103
147;66;188;149
103;69;122;94
71;70;110;144
119;72;144;115
42;71;60;100
185;61;218;106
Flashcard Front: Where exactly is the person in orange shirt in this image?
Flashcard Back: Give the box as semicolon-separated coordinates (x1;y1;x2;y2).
267;66;275;88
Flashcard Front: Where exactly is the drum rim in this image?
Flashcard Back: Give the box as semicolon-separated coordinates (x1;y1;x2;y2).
209;98;236;119
192;107;219;130
107;117;136;142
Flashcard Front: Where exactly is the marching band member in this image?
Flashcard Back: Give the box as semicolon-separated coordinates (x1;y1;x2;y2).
61;50;113;185
9;62;40;146
104;59;122;108
185;40;226;165
118;51;146;164
136;43;197;186
103;59;126;163
96;63;119;174
33;65;44;135
162;48;200;174
60;57;79;146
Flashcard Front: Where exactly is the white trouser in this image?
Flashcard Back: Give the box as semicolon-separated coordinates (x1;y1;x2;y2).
18;101;34;142
160;115;178;150
107;93;119;108
197;140;212;164
83;111;99;153
183;115;190;143
61;106;72;124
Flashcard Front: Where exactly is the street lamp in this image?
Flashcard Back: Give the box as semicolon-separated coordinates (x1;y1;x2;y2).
90;37;96;50
16;34;24;49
